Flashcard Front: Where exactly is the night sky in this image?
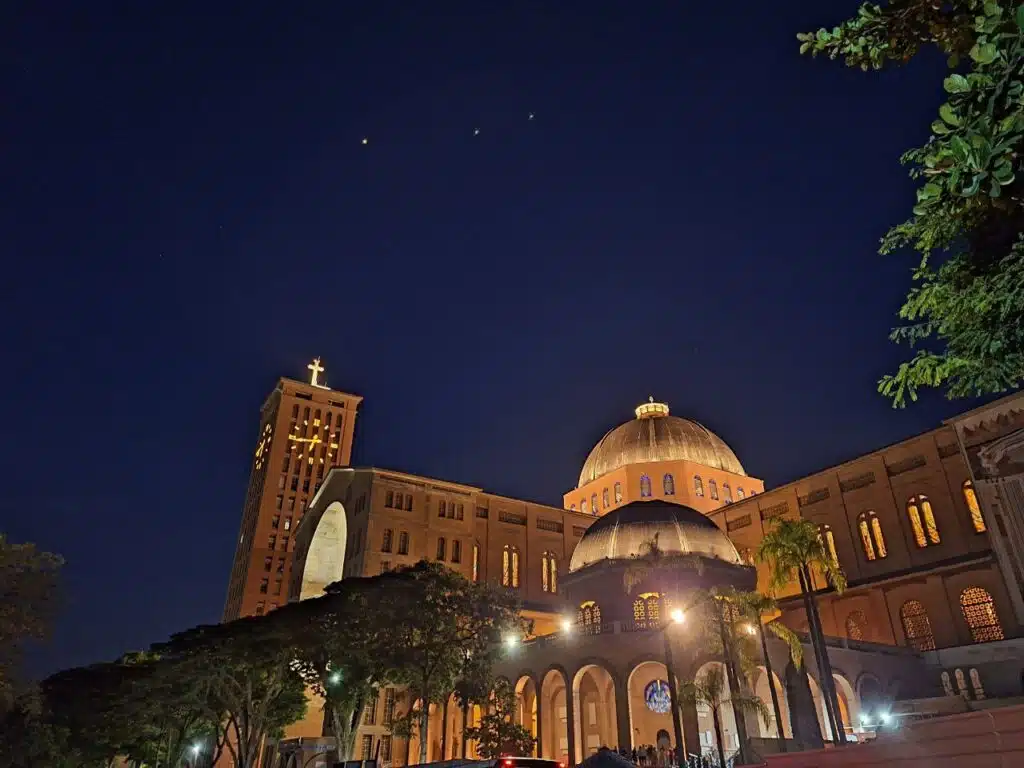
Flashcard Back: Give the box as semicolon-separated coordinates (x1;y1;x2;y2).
3;1;982;676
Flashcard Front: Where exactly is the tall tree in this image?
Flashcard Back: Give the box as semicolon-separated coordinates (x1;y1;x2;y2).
288;577;401;761
677;664;770;768
798;1;1024;405
152;614;308;768
0;535;63;705
463;677;535;758
757;519;847;746
373;561;525;765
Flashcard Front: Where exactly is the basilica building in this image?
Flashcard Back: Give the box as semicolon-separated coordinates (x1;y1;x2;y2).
229;365;1024;766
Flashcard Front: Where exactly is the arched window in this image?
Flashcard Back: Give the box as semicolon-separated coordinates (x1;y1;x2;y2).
472;542;480;582
436;537;446;561
970;668;985;699
614;482;623;503
381;528;393;553
541;552;558;593
709;479;719;501
640;475;652;498
451;540;461;563
955;668;968;698
633;592;663;629
398;531;409;555
963;481;986;533
694;476;704;497
818;524;839;566
960;586;1004;642
845;610;867;641
581;498;588;515
663;474;675;495
907;494;940;547
591;494;598;514
899;600;936;651
603;488;610;508
578;601;602;633
857;511;887;561
737;487;745;499
941;671;955;697
722;483;733;503
502;545;520;589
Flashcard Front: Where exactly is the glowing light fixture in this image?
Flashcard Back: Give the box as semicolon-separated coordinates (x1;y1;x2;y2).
880;711;892;725
329;671;342;685
561;618;573;633
504;635;518;649
744;623;757;635
670;608;685;624
860;714;871;727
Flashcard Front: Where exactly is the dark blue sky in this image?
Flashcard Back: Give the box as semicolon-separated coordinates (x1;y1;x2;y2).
3;1;978;675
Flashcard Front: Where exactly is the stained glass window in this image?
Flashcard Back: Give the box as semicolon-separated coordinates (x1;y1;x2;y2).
844;610;867;641
663;474;675;495
964;481;986;533
694;476;704;497
900;600;936;651
960;587;1004;643
614;482;623;503
709;479;719;500
907;495;940;547
640;475;652;498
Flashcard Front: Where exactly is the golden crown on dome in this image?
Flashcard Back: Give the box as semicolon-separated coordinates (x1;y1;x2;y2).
577;397;746;488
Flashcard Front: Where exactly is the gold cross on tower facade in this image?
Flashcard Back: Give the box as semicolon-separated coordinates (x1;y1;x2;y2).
307;357;325;387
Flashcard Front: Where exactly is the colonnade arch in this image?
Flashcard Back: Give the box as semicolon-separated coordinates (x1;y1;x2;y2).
751;666;791;739
298;501;348;600
515;676;539;756
540;668;570;762
572;664;619;763
692;661;739;762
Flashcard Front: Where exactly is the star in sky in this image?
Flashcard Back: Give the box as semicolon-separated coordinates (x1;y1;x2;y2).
473;128;480;136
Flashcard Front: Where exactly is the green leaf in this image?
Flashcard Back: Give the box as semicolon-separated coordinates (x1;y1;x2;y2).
990;178;1002;198
800;41;811;55
939;103;961;125
944;74;970;93
918;183;942;201
948;53;960;68
1017;4;1024;30
950;135;971;162
970;42;998;64
932;120;952;135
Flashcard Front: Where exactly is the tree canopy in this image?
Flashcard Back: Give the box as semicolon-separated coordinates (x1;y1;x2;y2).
799;0;1024;405
464;677;535;759
0;534;63;705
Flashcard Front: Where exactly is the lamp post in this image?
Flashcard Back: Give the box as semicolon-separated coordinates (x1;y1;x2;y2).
746;622;786;754
661;609;687;767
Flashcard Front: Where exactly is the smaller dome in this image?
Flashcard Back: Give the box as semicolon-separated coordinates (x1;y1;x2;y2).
569;500;741;572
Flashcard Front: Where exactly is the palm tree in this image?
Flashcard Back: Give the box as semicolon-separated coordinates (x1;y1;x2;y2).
722;589;802;753
757;518;847;745
678;664;771;768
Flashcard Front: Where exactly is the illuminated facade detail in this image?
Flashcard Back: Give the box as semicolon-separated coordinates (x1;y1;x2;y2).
709;479;718;501
307;357;325;387
663;473;675;495
960;587;1004;643
818;523;839;566
963;481;986;533
857;511;887;561
694;475;704;497
581;498;588;515
640;475;652;498
722;482;732;503
578;600;602;631
603;488;610;508
591;494;598;514
736;487;744;499
541;551;558;593
955;668;968;696
472;542;479;582
845;610;867;641
614;482;622;503
900;600;936;651
502;545;521;588
907;494;940;548
633;592;662;629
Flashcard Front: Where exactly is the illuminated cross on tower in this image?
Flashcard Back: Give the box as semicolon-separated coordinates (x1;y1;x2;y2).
307;357;326;387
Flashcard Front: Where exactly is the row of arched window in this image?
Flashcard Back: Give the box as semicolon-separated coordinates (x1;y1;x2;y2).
819;482;985;566
942;668;986;700
899;586;1004;651
498;546;560;593
572;474;755;513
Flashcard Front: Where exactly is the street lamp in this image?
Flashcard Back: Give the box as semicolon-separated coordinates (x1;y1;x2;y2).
660;609;686;767
329;671;342;685
190;742;203;768
747;621;786;754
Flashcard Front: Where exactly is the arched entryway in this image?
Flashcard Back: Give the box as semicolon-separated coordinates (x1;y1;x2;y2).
832;675;859;738
807;675;831;741
627;661;676;751
572;664;619;762
540;669;569;762
751;666;791;739
298;500;348;600
515;676;539;756
692;661;739;762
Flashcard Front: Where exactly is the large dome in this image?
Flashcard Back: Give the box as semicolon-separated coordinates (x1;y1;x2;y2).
578;400;745;487
568;500;742;572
